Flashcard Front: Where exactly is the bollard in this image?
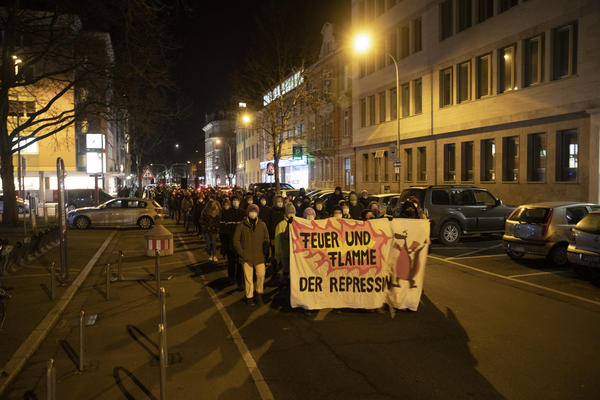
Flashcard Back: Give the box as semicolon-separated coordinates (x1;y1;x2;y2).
159;323;167;400
106;263;111;300
118;250;124;280
160;287;168;367
155;250;160;296
46;358;56;400
79;310;85;372
50;262;55;301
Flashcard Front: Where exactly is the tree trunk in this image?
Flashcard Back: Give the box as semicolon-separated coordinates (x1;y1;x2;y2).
0;146;18;225
273;138;280;195
136;154;143;198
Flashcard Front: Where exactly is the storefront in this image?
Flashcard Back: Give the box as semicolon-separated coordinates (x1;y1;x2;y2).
260;156;308;189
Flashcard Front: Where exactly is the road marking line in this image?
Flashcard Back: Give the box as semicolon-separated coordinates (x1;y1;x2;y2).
314;308;332;321
446;243;503;260
428;255;600;307
508;270;563;278
0;230;117;395
452;254;507;259
177;233;274;400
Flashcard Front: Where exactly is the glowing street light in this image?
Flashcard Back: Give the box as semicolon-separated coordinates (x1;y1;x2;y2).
242;114;251;124
353;33;372;54
175;143;180;149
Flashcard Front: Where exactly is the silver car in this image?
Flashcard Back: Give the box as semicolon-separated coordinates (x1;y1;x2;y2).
67;198;163;229
567;211;600;270
0;195;29;214
503;202;600;266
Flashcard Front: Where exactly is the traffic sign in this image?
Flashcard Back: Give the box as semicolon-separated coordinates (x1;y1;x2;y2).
142;166;155;179
393;161;402;168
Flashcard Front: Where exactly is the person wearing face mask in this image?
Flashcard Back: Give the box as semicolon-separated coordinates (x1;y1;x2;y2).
294;199;304;217
303;207;316;221
340;201;352;219
274;203;296;286
314;199;329;219
200;199;221;262
359;190;370;209
223;196;246;286
368;201;381;219
267;196;285;282
332;206;343;219
191;195;205;236
348;192;364;220
328;186;344;214
233;204;270;306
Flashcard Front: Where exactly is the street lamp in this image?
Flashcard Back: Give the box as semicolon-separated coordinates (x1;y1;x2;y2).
354;32;401;191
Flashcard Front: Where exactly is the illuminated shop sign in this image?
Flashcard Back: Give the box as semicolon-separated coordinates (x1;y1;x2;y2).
263;70;304;106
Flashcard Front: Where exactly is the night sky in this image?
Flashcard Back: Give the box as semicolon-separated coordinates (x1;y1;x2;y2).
172;0;350;164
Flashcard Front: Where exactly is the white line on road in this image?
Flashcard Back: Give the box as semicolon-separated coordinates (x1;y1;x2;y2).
177;233;275;400
508;270;563;278
428;255;600;307
446;243;503;260
452;254;507;259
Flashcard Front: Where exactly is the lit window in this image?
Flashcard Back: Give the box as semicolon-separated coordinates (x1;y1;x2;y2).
444;143;456;181
556;129;578;181
502;136;519;181
499;45;516;93
480;139;495;181
440;67;453;107
527;133;546;182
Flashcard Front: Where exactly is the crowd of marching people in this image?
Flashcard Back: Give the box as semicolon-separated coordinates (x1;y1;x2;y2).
144;185;425;307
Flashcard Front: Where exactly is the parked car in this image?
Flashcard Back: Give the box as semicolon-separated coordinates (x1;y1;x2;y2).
248;182;296;197
397;186;515;245
502;202;600;265
60;189;113;211
67;198;163;229
0;195;29;214
366;193;402;216
567;211;600;270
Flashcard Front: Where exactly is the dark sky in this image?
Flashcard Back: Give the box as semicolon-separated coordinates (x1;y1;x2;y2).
171;0;350;164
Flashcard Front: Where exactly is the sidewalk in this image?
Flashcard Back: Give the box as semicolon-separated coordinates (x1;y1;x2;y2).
1;221;262;400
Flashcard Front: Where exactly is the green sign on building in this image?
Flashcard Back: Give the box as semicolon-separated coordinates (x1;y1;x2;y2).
292;144;303;160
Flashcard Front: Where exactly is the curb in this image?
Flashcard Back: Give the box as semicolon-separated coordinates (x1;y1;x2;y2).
0;230;117;395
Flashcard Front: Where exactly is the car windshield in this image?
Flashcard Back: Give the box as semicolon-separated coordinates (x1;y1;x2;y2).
575;213;600;234
509;207;550;223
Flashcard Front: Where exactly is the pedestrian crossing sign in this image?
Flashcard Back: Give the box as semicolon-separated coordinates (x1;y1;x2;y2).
142;167;155;179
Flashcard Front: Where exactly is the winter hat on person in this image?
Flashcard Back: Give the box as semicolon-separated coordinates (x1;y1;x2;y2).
285;203;296;216
247;204;260;215
303;207;316;218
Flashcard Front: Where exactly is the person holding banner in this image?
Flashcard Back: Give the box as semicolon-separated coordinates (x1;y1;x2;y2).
233;204;270;306
274;203;296;286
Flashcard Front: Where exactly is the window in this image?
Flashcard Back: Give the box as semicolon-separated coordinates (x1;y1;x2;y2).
383;151;389;181
360;98;366;127
474;190;497;206
413;18;422;52
405;148;413;181
527;133;546;182
363;153;369;181
458;61;471;103
301;123;305;136
373;152;380;181
432;190;450;205
417;147;427;181
525;35;543;86
401;83;410;117
458;0;472;32
8;100;35;117
480;139;496;181
413;78;422;114
502;136;519;181
345;157;353;185
478;0;493;23
13;136;39;154
343;109;350;137
499;45;516;93
461;141;474;181
477;54;492;98
440;67;453;107
388;29;398;63
444;143;456;181
499;0;518;13
400;25;409;58
552;24;577;80
390;87;397;120
106;200;123;208
450;189;475;205
369;95;376;125
379;91;386;123
440;0;453;40
566;206;588;225
556;129;578;182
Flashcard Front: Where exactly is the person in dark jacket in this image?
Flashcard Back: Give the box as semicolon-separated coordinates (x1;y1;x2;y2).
268;196;286;239
191;195;205;236
200;199;221;262
347;192;364;220
359;190;370;209
233;204;270;306
258;196;273;224
314;199;329;219
328;186;344;213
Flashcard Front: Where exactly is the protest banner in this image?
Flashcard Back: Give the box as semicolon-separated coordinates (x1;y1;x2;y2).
289;217;429;311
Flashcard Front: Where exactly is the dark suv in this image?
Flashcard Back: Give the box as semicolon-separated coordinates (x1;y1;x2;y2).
62;189;113;211
398;186;515;245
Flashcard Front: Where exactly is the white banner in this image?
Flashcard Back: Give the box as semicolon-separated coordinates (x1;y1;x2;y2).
290;217;429;311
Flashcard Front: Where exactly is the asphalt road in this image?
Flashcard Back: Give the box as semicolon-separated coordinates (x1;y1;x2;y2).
4;223;599;400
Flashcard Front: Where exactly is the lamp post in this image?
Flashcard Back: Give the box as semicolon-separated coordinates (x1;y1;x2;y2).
354;33;401;192
216;138;233;186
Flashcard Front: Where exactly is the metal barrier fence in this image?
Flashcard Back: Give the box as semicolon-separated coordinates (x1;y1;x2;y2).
155;250;160;296
159;323;167;400
79;310;85;372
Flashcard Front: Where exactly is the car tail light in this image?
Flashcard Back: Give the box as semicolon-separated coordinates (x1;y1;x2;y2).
542;208;554;237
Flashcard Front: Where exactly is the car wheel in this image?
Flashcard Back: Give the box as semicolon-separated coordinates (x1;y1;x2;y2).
439;220;461;246
506;249;525;260
74;216;90;229
547;243;568;266
137;216;153;230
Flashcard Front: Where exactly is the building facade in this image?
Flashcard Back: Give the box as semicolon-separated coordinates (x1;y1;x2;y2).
352;0;600;204
203;112;236;187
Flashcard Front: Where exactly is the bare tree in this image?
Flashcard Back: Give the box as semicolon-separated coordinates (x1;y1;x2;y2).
0;2;112;225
